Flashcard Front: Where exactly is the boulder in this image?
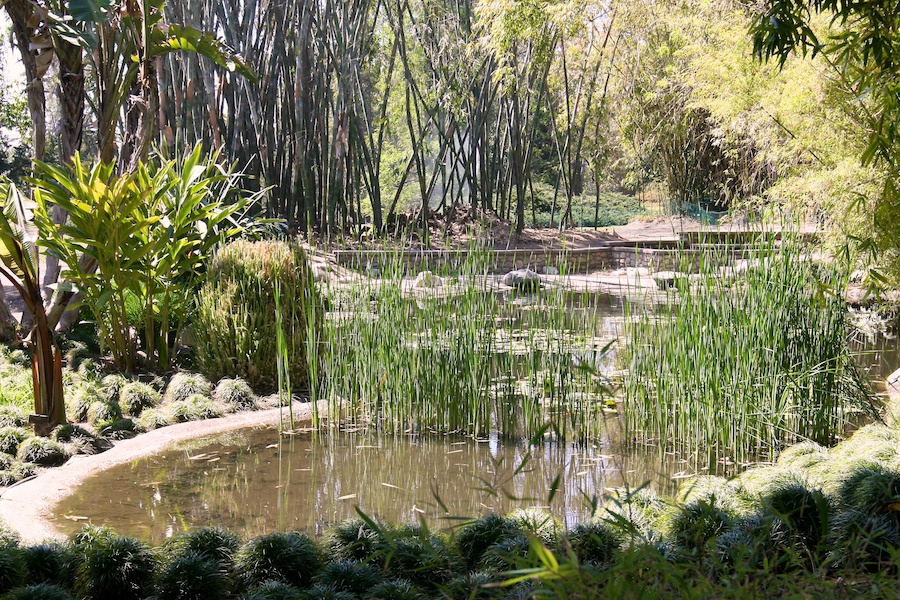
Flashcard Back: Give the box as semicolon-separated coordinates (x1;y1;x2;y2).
413;271;443;288
887;367;900;398
541;265;559;276
501;268;542;291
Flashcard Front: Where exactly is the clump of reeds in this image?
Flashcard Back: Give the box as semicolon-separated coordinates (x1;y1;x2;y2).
623;238;875;468
195;240;322;394
314;245;610;440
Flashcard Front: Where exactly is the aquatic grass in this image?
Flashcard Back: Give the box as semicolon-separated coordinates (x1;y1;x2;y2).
314;244;612;440
623;238;875;469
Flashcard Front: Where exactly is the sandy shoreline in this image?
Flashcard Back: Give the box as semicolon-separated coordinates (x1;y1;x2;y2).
0;403;318;543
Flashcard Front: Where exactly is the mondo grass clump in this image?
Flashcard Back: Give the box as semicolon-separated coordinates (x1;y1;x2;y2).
195;240;321;393
170;395;223;422
213;378;256;411
316;246;610;439
163;373;213;404
623;239;875;468
233;532;323;590
118;382;161;416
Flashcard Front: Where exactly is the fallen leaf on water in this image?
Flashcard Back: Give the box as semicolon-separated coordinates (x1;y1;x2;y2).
64;515;88;521
207;457;220;463
139;481;164;487
337;494;357;501
266;444;278;449
188;454;209;460
381;483;403;490
275;485;285;489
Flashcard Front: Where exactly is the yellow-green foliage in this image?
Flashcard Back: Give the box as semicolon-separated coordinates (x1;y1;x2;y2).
194;240;321;393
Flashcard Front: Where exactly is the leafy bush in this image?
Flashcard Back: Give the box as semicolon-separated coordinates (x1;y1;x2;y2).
0;463;35;486
0;407;26;429
164;373;212;404
65;386;102;423
98;418;137;439
162;526;240;570
136;408;174;431
170;395;222;423
33;148;250;371
118;382;161;416
213;378;256;411
456;513;523;569
1;583;75;600
86;401;122;427
16;438;68;467
21;543;75;588
0;545;24;594
313;560;382;596
0;428;29;456
155;551;228;600
195;240;321;393
568;520;624;564
233;532;323;590
50;425;102;455
100;374;130;403
72;527;156;600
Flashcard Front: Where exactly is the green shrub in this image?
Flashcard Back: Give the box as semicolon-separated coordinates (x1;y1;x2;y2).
98;418;136;439
236;580;304;600
155;551;227;600
380;527;458;586
0;407;26;429
16;438;68;467
213;378;256;411
835;465;900;514
195;240;321;393
456;513;523;570
0;545;24;594
162;527;240;570
366;579;423;600
63;340;92;370
827;508;900;571
72;528;156;600
476;535;531;571
86;401;122;427
136;408;174;431
0;429;30;457
763;479;828;550
99;374;129;403
665;497;736;556
0;583;75;600
0;456;12;472
50;425;102;455
170;396;222;423
65;386;101;423
21;543;75;588
440;571;503;600
233;532;323;590
314;560;382;596
0;463;35;487
118;382;161;417
507;509;562;548
75;360;102;381
568;520;623;565
164;373;213;404
325;518;384;562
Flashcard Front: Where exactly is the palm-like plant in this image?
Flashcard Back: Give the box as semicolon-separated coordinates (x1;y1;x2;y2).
0;180;66;435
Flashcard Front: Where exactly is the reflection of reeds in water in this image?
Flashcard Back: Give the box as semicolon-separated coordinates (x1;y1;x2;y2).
623;238;876;470
53;426;682;543
311;246;615;441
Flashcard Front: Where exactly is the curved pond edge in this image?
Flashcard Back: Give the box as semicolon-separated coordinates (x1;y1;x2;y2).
0;402;321;543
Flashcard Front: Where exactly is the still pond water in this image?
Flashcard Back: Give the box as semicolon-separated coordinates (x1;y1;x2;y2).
49;288;900;544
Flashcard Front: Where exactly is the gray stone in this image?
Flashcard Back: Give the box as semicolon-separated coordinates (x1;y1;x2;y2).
887;367;900;398
541;265;559;275
501;268;542;290
413;270;443;288
652;271;688;290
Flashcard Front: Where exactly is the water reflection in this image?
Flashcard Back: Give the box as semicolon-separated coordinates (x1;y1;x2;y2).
51;425;680;544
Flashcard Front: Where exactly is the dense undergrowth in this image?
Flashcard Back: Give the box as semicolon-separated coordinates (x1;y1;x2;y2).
2;420;900;598
0;341;262;487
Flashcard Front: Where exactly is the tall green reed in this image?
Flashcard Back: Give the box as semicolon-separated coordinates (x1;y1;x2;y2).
623;237;876;469
311;246;613;440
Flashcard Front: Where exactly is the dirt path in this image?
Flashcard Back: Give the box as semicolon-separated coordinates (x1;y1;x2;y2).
0;403;320;544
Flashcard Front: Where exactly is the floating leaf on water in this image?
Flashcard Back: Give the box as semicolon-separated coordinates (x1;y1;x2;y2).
207;457;220;462
266;444;278;449
139;481;164;487
447;450;463;455
381;483;404;490
188;453;209;460
64;515;88;521
337;494;357;501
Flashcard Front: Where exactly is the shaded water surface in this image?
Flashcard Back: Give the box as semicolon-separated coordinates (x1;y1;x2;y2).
51;424;680;544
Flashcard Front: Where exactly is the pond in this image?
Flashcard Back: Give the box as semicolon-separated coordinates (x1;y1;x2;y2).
49;288;899;544
50;424;684;544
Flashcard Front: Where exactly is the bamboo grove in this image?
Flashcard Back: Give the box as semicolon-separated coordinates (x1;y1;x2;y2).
5;0;620;237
